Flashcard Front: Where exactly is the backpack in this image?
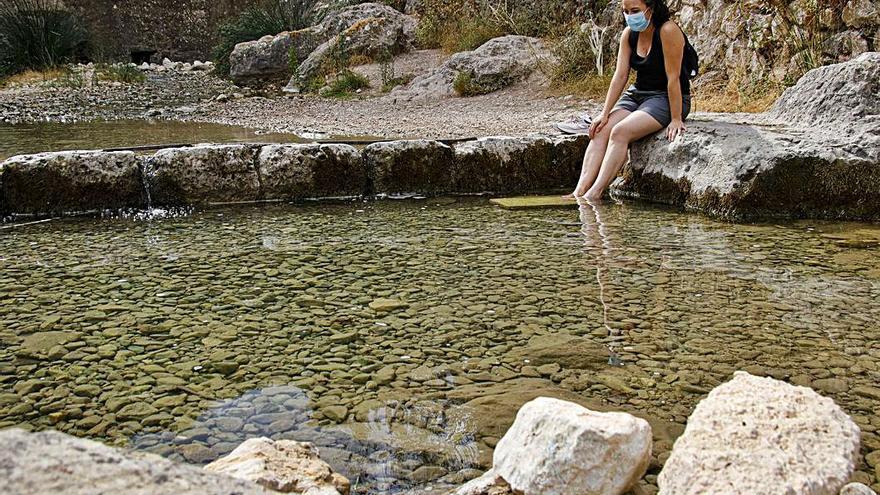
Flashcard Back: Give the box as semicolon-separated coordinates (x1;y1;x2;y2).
683;36;700;79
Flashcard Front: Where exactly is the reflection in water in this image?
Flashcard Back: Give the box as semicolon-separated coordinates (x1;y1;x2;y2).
579;198;624;366
133;385;481;494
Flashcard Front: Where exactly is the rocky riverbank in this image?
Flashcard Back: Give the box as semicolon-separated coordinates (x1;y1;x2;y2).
2;372;877;495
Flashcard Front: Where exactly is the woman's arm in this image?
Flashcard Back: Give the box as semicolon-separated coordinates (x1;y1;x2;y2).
660;22;686;141
590;29;633;138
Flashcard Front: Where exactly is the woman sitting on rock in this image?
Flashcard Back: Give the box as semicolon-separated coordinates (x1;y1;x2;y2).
567;0;693;200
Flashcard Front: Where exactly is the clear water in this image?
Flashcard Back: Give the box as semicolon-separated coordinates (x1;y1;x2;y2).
0;120;309;160
1;198;879;493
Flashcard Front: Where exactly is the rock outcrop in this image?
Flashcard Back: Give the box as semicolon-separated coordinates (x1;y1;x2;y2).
391;36;554;101
204;437;350;495
231;3;416;86
0;150;146;215
493;397;651;495
0;428;270;495
657;371;861;495
612;52;880;220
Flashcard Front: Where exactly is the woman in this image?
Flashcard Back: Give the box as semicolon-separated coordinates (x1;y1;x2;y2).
570;0;692;200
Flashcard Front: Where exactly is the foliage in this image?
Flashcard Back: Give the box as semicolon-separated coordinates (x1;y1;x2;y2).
0;0;90;77
376;49;415;92
96;64;146;84
212;0;324;77
322;69;370;98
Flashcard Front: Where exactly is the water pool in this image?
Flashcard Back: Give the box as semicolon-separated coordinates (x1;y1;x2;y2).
1;198;879;493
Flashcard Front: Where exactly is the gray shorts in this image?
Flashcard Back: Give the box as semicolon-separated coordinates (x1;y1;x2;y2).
612;88;691;127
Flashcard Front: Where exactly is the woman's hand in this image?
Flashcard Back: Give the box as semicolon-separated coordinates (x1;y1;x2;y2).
666;119;687;142
589;113;610;139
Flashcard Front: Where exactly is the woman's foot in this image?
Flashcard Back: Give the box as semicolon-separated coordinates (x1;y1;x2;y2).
582;189;604;201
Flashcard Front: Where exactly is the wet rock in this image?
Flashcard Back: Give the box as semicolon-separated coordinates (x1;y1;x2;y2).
258;144;365;200
0;151;146;215
146;144;262;206
614;53;880;221
205;437;350;494
658;371;861;495
0;429;269;494
368;298;410;312
289;4;417;90
492;397;651;495
322;405;349;423
179;443;217;464
391;36;553;100
364;140;455;195
508;334;610;370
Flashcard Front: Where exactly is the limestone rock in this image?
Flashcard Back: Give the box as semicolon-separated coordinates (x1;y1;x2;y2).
452;469;513;495
205;437;350;494
283;3;416;91
391;35;554;101
258;144;366;200
493;397;652;495
230;32;295;83
822;31;870;62
657;371;861;495
0;429;269;495
841;483;878;495
0;150;146;215
146;144;262;205
614;53;880;221
364;140;455;194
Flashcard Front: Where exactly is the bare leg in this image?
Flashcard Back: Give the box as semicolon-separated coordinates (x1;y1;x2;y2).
569;110;631;197
584;111;664;200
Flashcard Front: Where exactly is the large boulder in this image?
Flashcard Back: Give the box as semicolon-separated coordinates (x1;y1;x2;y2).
613;52;880;220
146;144;262;206
492;397;651;495
204;437;350;494
285;4;417;91
231;3;415;87
390;36;554;101
657;371;861;495
258;143;366;200
0;150;146;215
0;429;270;495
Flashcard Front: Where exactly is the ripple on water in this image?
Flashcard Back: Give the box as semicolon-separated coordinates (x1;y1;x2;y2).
1;198;879;493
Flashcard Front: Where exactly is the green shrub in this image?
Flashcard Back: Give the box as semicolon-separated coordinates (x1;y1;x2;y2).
322;69;370;98
452;70;504;97
212;0;324;77
0;0;90;77
96;63;146;84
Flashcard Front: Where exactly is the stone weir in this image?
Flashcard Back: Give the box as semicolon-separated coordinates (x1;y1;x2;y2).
0;135;588;217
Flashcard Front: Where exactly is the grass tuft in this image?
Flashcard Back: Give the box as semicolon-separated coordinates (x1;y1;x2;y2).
0;0;90;77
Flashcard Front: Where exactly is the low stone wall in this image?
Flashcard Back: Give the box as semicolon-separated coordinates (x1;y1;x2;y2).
0;135;588;216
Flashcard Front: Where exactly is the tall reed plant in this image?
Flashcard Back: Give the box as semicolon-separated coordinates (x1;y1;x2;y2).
0;0;90;77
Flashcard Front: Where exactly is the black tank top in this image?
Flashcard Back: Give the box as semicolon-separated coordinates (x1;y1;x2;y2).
629;24;690;95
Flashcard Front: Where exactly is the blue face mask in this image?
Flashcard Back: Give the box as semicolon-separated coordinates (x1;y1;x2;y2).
625;11;651;32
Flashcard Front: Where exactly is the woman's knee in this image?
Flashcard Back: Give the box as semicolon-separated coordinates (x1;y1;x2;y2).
609;123;631;144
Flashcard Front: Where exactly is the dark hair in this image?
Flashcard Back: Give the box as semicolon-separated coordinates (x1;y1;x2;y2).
646;0;672;27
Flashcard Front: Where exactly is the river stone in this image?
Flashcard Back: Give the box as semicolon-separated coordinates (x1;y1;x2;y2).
0;429;269;494
390;35;554;101
19;331;80;357
613;53;880;221
508;333;610;370
364;140;455;195
146;144;262;206
657;371;861;495
258;144;365;200
0;150;146;215
492;397;651;495
452;470;513;495
204;437;350;494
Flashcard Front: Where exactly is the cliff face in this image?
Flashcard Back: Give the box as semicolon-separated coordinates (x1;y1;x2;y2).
62;0;261;62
